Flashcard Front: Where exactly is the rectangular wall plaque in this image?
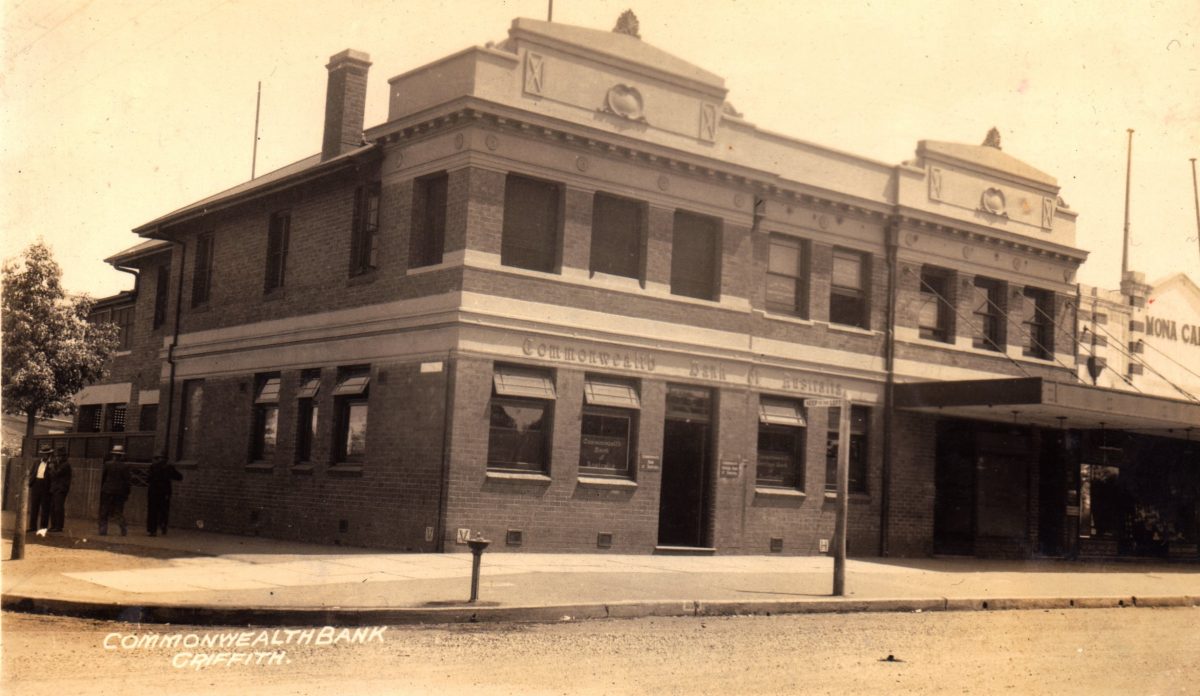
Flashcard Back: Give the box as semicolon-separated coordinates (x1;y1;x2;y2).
639;455;661;471
719;460;741;478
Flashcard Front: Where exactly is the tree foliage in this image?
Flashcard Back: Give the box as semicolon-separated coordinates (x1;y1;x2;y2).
2;242;118;421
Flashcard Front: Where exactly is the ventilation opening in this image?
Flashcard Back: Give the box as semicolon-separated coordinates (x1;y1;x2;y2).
769;537;784;553
982;601;989;610
597;532;613;549
506;529;523;547
338;519;349;533
249;509;261;524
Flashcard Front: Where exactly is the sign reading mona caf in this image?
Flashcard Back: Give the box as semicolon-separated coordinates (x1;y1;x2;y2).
1145;316;1200;347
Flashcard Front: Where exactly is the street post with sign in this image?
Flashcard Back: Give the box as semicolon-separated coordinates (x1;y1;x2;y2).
804;396;851;596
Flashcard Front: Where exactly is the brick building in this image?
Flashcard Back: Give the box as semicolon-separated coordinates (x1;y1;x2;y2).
53;15;1200;558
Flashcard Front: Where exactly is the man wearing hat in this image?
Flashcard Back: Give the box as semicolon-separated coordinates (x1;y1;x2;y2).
26;443;54;531
48;447;72;533
98;444;131;536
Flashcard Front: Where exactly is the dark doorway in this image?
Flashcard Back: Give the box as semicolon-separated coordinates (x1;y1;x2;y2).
1037;431;1070;556
934;421;975;555
658;386;712;547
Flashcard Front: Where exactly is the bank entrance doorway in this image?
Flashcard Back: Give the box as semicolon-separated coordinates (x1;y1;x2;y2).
658;385;713;548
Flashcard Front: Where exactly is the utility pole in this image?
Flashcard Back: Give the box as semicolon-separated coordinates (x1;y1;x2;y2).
547;0;553;22
833;398;850;596
1190;158;1199;263
1121;128;1134;279
251;81;261;180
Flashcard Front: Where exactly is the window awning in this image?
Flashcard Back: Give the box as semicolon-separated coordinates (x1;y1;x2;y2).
494;367;556;400
584;378;640;409
333;372;370;397
895;377;1200;438
296;375;320;399
759;398;806;427
255;377;281;404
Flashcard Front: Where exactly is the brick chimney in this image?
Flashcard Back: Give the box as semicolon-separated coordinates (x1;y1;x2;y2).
321;49;371;161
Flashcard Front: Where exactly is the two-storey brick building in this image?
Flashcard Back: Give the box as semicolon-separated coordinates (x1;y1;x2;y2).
59;15;1199;558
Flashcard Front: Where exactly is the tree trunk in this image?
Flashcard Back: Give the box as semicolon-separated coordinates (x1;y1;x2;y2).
10;410;35;560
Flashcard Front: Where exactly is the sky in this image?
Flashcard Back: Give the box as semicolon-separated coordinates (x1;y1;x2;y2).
2;0;1198;299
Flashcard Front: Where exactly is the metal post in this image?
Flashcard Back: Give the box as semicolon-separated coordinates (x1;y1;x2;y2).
11;458;28;560
467;536;490;603
251;81;261;180
832;398;851;596
1190;158;1199;263
1121;128;1134;279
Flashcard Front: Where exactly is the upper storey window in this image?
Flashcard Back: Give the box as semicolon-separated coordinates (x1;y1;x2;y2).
590;193;645;280
410;172;447;268
767;234;809;318
350;182;381;276
264;210;290;292
830;248;869;329
670;210;720;301
918;267;953;343
191;232;214;307
501;174;561;273
1022;287;1054;359
972;277;1005;351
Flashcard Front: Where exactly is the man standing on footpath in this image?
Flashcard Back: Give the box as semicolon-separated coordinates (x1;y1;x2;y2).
98;444;131;536
26;444;53;531
47;447;72;533
146;454;182;536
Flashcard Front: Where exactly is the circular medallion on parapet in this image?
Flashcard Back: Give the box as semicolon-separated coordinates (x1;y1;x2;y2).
905;232;919;247
1012;257;1023;270
981;187;1007;215
657;175;670;191
486;134;499;151
734;193;747;208
605;84;645;121
962;245;973;259
817;214;829;230
454;133;465;150
1064;268;1076;282
576;156;589;172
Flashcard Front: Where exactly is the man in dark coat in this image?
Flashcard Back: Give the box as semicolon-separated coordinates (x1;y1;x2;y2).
98;444;131;536
27;444;54;531
146;455;182;536
48;447;72;532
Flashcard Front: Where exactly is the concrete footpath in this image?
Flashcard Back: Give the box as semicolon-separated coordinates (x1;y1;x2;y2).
2;513;1198;626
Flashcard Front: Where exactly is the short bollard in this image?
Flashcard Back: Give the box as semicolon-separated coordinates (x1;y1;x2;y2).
467;535;491;603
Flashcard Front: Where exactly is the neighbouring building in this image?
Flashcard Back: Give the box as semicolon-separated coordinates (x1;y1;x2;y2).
45;14;1200;559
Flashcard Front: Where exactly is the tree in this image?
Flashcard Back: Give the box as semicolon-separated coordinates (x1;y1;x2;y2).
2;241;118;559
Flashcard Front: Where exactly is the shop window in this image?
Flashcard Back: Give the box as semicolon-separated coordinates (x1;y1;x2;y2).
350;182;381;276
251;374;281;461
766;234;809;318
410;172;447;268
106;403;127;433
77;405;102;433
177;379;204;460
1022;287;1054;359
333;367;369;463
972;277;1005;351
152;264;169;329
756;397;806;489
670;210;720;300
138;403;158;432
264;210;290;292
295;370;321;464
590;193;644;280
579;376;640;477
110;306;134;350
501;174;560;273
830;248;869;328
918;267;953;342
192;232;214;307
488;366;555;473
825;406;869;493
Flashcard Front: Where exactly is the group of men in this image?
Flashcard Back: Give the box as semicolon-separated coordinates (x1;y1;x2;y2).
27;443;182;537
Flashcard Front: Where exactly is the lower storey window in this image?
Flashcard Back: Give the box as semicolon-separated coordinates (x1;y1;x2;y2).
580;407;634;477
757;398;807;489
488;398;550;473
252;405;278;460
825;406;869;493
333;367;370;463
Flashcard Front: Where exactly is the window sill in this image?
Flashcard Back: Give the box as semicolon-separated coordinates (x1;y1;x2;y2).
577;476;637;489
763;311;814;327
826;322;876;337
407;260;452;276
346;270;378;287
485;470;551;483
112;349;132;358
824;490;870;501
328;463;364;476
245;462;274;472
290;463;315;475
755;486;806;499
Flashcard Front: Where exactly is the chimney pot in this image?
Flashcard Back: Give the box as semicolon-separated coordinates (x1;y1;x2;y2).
322;49;371;161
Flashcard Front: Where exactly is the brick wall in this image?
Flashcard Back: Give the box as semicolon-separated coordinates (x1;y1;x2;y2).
885;410;937;557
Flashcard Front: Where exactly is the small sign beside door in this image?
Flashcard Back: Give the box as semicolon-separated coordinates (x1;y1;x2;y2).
639;455;661;472
719;460;741;478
